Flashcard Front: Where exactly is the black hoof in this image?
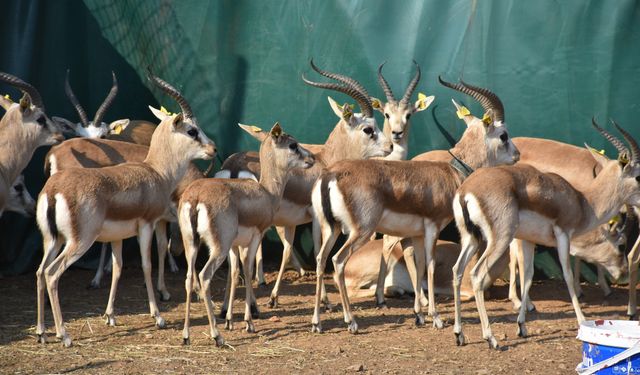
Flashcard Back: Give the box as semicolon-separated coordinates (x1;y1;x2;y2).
37;334;47;344
375;302;388;310
250;304;260;319
455;332;465;346
214;335;225;347
268;297;278;309
183;337;190;345
158;290;171;302
218;309;227;320
414;313;425;327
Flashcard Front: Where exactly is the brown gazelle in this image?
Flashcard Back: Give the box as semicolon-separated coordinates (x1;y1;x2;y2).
310;78;519;334
35;72;216;347
452;119;640;350
216;59;394;313
179;123;314;346
50;70;182;290
0;72;64;214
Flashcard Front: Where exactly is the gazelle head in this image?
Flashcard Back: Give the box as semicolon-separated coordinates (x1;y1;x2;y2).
53;70;130;139
371;61;434;147
0;72;64;145
573;226;627;281
589;118;640;208
439;77;519;167
259;122;315;172
303;59;392;159
5;175;36;216
147;71;216;161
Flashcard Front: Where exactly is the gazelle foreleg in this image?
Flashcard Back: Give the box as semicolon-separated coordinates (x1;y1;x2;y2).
509;239;536;312
515;240;535;338
406;236;427;327
424;222;444;329
241;234;262;333
138;223;165;328
269;225;297;308
374;235;400;308
154;220;171;301
554;227;586;324
103;240;123;326
224;248;241;330
36;236;62;344
311;223;339;333
254;243;265;285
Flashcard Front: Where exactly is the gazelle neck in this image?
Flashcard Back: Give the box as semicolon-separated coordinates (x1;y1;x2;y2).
317;120;362;166
143;122;191;186
258;147;291;208
579;164;628;232
449;126;489;170
0;109;43;185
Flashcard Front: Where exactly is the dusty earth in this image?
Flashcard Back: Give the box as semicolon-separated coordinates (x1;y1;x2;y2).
0;263;632;374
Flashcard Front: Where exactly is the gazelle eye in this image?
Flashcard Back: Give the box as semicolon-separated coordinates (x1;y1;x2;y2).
289;142;298;151
384;113;390;119
405;113;411;120
363;127;374;135
37;116;46;126
635;175;640;183
500;133;508;142
187;128;198;139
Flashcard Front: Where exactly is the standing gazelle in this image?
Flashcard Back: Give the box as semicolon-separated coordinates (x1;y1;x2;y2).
310;78;520;334
35;72;216;347
452;119;640;350
179;123;314;346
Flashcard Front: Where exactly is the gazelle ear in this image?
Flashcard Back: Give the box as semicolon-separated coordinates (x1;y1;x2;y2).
413;93;434;113
371;97;384;113
0;94;13;111
584;143;611;168
19;94;32;113
149;105;169;121
270;122;283;139
451;99;475;127
238;123;268;142
327;96;343;118
109;119;130;135
171;113;184;129
52;116;78;133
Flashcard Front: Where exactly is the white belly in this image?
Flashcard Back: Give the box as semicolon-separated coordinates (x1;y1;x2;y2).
232;226;261;248
273;199;311;226
96;219;139;242
515;210;557;247
376;209;424;237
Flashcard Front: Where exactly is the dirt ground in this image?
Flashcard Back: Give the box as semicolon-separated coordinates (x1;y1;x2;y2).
0;264;632;374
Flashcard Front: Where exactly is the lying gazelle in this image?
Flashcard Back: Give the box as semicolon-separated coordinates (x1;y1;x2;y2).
179;123;314;346
0;72;64;215
49;71;184;291
35;72;216;347
216;59;396;314
507;136;628;312
452;119;639;350
310;78;519;333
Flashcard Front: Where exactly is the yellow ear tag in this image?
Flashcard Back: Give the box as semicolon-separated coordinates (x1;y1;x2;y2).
160;106;173;116
372;99;381;109
619;153;630;165
609;214;621;226
251;125;263;133
3;94;10;101
113;124;123;135
482;113;492;125
598;149;605;155
417;92;428;110
456;106;470;119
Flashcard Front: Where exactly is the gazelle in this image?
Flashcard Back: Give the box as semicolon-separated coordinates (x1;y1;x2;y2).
451;119;639;350
35;72;216;347
310;78;519;334
179;123;314;346
5;175;36;216
507;136;628;312
0;72;64;214
50;70;183;289
216;59;395;314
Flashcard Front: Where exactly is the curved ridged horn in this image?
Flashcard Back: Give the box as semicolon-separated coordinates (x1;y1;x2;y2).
612;120;640;163
377;62;395;103
302;74;373;118
305;60;373;117
0;71;45;110
93;72;118;126
64;70;89;127
399;60;421;106
439;76;504;123
592;117;628;157
146;68;193;119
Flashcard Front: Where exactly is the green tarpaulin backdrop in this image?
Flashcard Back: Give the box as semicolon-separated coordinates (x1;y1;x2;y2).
1;0;639;276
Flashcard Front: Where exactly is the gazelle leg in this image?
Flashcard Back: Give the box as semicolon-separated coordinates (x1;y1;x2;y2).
104;240;123;326
374;235;398;308
515;240;536;312
198;240;229;347
516;240;535;338
508;241;521;310
333;231;371;334
241;235;261;333
573;257;584;299
36;236;62;343
407;236;427;327
270;226;296;308
596;265;612;298
155;221;171;301
45;238;96;347
89;242;109;289
424;224;443;329
554;228;586;324
181;229;199;345
452;235;481;346
254;242;265;285
224;248;240;330
311;224;339;333
138;223;165;328
312;215;331;309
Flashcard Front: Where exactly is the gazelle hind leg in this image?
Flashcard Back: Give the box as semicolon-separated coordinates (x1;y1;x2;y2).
516;240;535;338
508;241;521;310
199;235;231;347
225;248;240;330
554;228;586;324
89;242;109;289
104;240;123;326
255;242;265;285
138;223;165;328
155;221;171;301
241;235;261;333
424;224;443;329
452;235;480;346
515;240;536;312
36;236;62;343
311;224;339;333
407;236;427;327
374;235;400;308
573;257;584;299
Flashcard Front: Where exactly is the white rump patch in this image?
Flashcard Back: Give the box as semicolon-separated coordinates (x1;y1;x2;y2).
54;193;73;238
214;169;258;181
48;154;58;175
328;180;354;233
36;194;49;234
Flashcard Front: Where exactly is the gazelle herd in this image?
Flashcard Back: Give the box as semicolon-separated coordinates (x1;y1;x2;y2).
0;59;637;350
